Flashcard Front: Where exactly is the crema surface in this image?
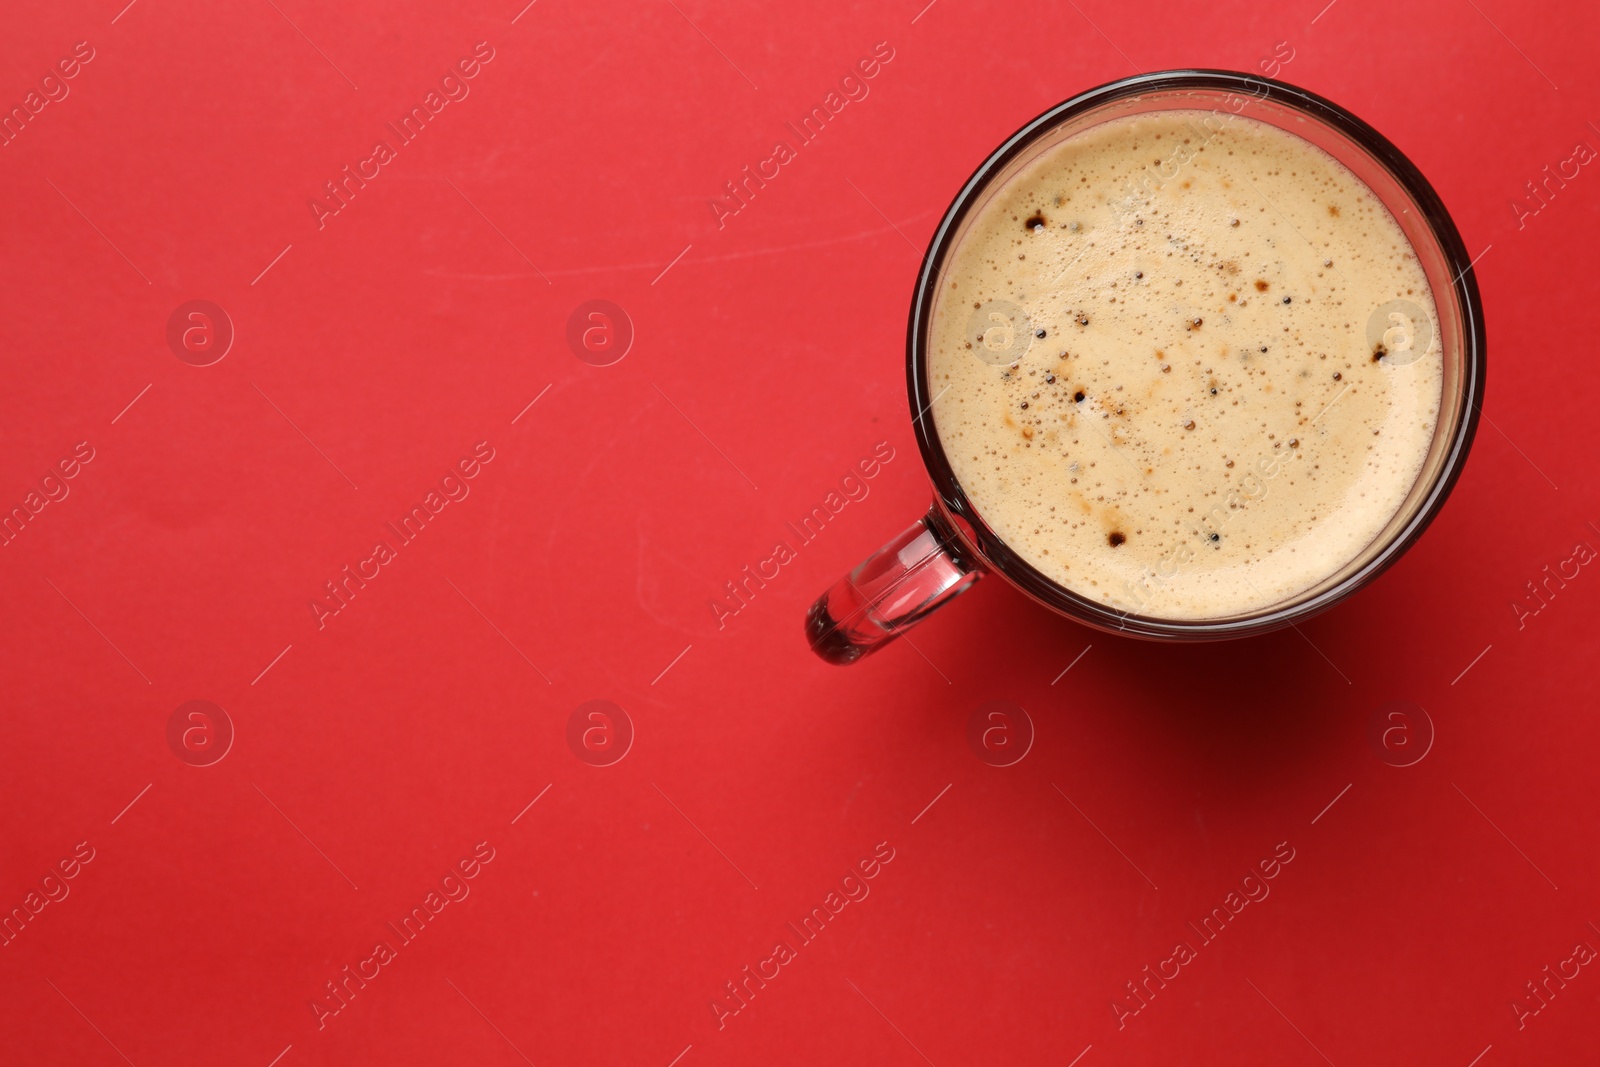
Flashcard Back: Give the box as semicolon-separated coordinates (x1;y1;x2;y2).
927;110;1442;619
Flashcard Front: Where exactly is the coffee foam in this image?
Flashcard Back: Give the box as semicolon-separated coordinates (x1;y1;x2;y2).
927;109;1442;619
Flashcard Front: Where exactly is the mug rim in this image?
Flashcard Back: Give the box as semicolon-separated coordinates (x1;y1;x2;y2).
904;69;1487;640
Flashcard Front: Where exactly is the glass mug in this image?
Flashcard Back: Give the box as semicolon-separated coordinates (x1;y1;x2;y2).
806;70;1486;664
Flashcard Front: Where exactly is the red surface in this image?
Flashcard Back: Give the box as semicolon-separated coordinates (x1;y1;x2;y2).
1;1;1596;1064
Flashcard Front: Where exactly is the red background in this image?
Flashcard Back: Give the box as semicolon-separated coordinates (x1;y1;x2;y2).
2;0;1596;1064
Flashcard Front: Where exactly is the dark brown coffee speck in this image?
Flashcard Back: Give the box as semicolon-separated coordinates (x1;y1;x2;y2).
1108;531;1126;547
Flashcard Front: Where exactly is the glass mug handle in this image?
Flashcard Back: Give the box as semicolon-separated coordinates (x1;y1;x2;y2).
806;504;982;664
